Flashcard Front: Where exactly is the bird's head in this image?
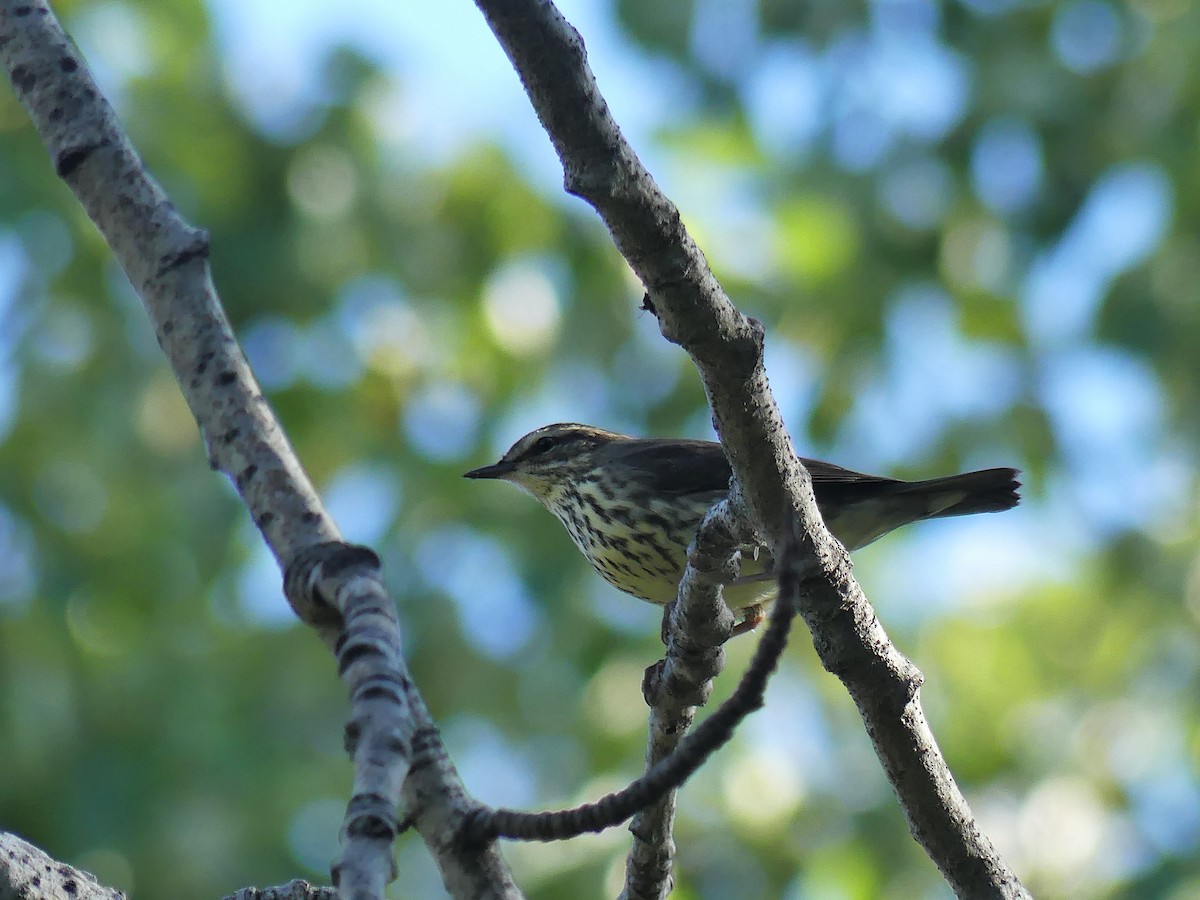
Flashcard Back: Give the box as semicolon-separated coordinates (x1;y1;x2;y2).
464;423;625;502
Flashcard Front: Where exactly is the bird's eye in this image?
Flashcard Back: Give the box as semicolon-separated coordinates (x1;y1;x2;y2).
531;435;557;455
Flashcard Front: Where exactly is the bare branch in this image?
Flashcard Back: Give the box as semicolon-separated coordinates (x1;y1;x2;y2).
223;879;338;900
620;497;747;897
471;1;1030;896
462;502;797;846
1;832;126;900
0;5;518;898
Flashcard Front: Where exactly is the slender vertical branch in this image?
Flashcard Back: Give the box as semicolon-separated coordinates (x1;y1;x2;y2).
621;499;746;898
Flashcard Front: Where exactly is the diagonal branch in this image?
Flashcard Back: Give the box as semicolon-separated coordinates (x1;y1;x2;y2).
472;1;1031;897
0;4;518;898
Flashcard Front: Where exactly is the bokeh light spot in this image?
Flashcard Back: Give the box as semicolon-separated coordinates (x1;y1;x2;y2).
32;460;108;534
940;216;1013;294
774;196;859;284
1052;0;1123;74
17;210;74;277
403;382;481;463
66;591;134;659
287;145;359;221
971;117;1044;215
880;155;955;230
743;41;822;159
32;302;94;372
1022;161;1171;346
416;526;538;660
1017;777;1109;884
323;463;400;545
447;716;538;809
722;746;806;833
235;532;292;629
584;658;654;739
482;258;563;356
137;371;199;455
242;316;305;390
339;276;432;377
286;798;343;876
0;504;36;615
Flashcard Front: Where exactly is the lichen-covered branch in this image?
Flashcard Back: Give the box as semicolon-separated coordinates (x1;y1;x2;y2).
223;878;338;900
472;1;1030;896
0;832;126;900
619;498;747;898
0;4;517;898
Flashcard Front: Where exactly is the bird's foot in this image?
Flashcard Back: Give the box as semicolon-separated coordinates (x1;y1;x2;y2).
731;604;765;636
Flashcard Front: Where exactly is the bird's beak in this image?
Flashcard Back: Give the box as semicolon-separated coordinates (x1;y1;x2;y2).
463;461;514;480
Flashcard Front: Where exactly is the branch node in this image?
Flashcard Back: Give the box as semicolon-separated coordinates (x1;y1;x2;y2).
283;541;382;631
155;228;211;277
54;139;104;177
458;804;498;846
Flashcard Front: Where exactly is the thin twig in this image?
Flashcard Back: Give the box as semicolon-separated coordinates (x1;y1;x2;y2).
463;507;799;844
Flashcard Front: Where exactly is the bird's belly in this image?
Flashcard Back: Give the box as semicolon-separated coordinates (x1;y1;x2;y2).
569;521;775;611
577;528;686;605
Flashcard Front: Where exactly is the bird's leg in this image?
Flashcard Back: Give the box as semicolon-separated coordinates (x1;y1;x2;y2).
731;603;765;636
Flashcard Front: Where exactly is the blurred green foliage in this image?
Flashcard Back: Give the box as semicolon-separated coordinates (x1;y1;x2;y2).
2;0;1199;898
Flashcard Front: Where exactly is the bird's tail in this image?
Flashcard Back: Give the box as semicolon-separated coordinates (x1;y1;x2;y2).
906;468;1022;518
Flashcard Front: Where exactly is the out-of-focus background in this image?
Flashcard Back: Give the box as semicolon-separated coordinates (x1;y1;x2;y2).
1;0;1198;896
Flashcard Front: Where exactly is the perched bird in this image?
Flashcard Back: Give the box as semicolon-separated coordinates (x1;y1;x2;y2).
465;423;1020;631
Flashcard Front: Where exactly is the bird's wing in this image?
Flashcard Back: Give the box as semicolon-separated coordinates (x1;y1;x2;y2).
606;439;732;498
802;457;898;486
612;439;906;505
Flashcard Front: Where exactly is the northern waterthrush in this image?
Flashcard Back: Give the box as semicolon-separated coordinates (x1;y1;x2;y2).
465;423;1020;629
